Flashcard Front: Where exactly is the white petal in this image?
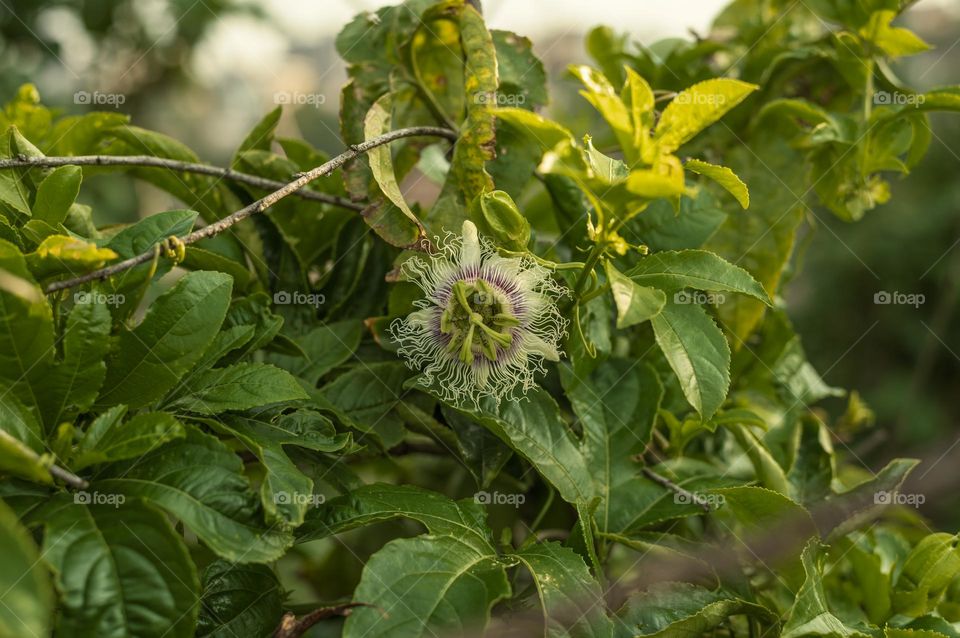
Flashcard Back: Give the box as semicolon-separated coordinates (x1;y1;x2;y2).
460;220;481;269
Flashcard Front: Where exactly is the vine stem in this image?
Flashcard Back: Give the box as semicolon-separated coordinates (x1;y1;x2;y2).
38;126;458;294
0;154;366;211
641;467;711;513
49;464;89;490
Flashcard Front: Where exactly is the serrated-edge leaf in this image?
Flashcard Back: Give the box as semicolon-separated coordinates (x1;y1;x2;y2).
684;159;750;209
651;301;731;421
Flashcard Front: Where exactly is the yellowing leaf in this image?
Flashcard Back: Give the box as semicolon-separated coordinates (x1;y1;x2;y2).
570;64;636;162
363;94;423;247
494;107;576;151
685;159;750;208
655;79;758;153
26;235;117;280
626;154;685;199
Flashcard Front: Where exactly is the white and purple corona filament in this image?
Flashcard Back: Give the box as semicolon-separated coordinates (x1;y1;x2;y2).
390;220;567;406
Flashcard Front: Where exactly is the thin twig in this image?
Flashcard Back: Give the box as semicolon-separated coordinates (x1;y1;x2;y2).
642;467;711;512
0;154;365;211
273;603;370;638
41;126;457;294
48;464;88;489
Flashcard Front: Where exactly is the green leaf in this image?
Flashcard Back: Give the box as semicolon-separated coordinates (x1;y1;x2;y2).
196;560;283;638
491;29;548;109
314;361;411;449
628;249;771;303
34;293;111;429
48;111;129;156
267;320;363;385
654;79;758;153
716;486;816;538
97;271;233;410
103;209;198;295
631;190;727;252
834;536;891;625
0;239;53;412
860;10;930;58
364;94;423;248
179;246;251;290
727;424;791;495
167;362;308;415
0;131;32;216
826;458;919;540
684;159;750;209
650;300;731;421
95;426;293;563
73;408;185;470
514;542;614;638
206;409;349;528
617;582;778;637
783;540;872;638
605;260;666;328
299;483;494;552
104;125;240;223
343;535;510;638
233;106;281;162
32;165;81;225
442;386;594;504
705;141;804;342
586;26;629;88
106;209;198;259
0;394;43;453
561;360;663;535
39;495;199;638
0;498;51;638
892;533;960;616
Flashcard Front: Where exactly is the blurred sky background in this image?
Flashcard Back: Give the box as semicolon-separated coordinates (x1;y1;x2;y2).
2;0;960;510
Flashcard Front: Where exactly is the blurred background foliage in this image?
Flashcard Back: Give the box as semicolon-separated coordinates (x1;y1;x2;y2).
1;0;958;517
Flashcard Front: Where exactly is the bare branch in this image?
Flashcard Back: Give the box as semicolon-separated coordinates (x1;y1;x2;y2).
0;154;365;211
273;603;369;638
40;126;457;294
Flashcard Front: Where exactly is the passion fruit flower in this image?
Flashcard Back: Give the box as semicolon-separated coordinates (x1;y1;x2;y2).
390;220;567;407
